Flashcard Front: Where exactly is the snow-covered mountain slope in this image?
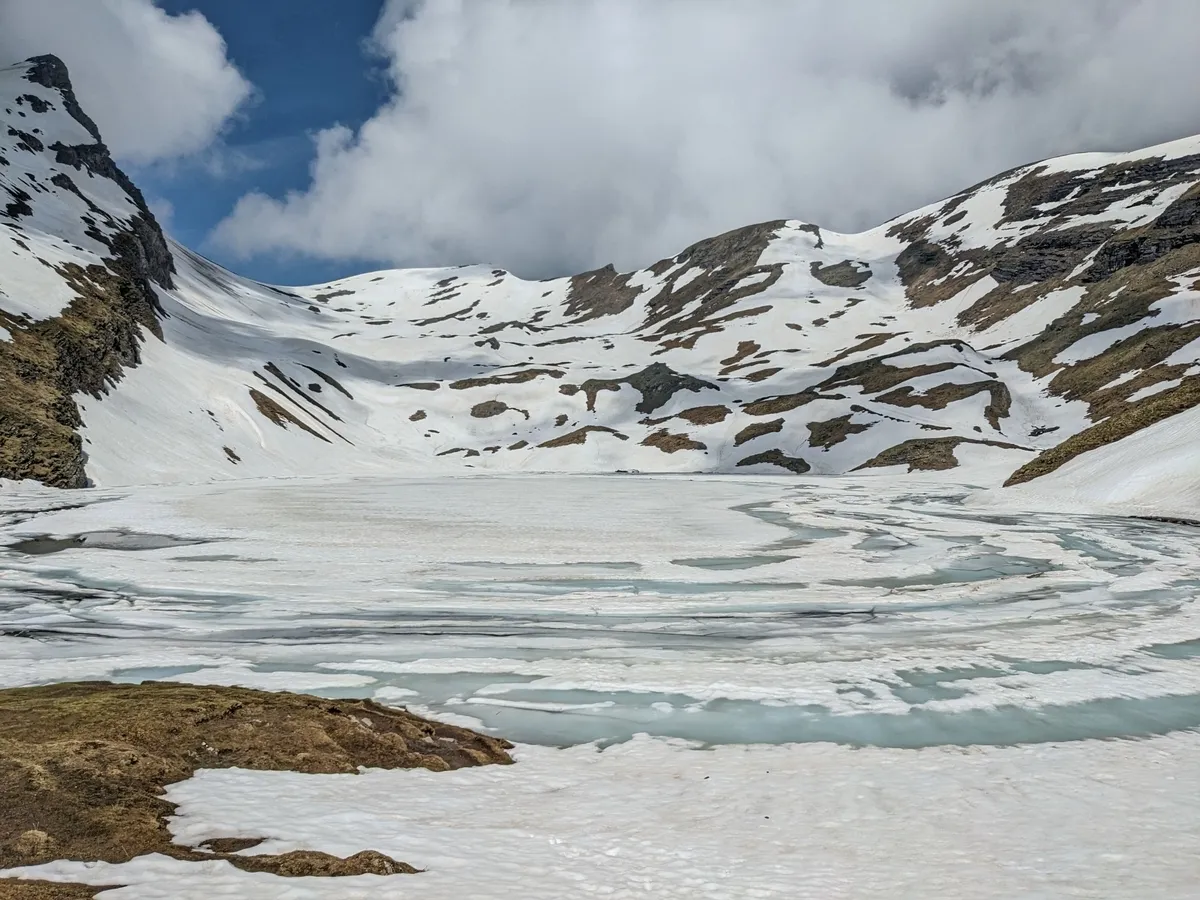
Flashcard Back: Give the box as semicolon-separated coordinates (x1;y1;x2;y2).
0;56;171;487
2;56;1199;497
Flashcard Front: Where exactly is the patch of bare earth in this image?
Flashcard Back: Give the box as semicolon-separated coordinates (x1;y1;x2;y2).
743;367;782;383
743;391;821;417
539;426;629;448
248;388;330;443
565;264;643;321
855;437;1021;472
0;682;513;892
640;221;787;340
719;341;760;375
641;429;706;453
819;342;965;394
876;381;1012;431
815;333;899;368
450;369;562;390
735;448;810;474
677;405;731;425
577;364;714;415
734;419;784;446
470;400;528;420
807;415;872;450
809;260;871;288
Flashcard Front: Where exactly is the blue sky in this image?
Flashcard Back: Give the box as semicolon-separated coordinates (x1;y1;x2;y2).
136;0;392;285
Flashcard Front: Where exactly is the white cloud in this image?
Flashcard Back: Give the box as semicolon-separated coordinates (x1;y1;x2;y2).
0;0;252;164
215;0;1200;279
146;195;174;230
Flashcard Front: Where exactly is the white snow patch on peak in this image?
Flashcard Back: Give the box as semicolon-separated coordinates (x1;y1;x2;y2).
1034;132;1200;176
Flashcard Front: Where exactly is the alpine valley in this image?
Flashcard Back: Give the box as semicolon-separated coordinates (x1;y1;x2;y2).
2;55;1198;511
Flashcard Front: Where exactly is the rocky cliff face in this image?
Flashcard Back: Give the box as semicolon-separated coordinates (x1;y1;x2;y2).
1;55;1197;492
0;55;173;487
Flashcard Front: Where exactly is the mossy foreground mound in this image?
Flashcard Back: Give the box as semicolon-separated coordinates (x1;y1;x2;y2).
0;681;514;895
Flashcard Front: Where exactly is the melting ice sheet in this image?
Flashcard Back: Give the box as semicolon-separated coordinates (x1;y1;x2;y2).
2;474;1199;896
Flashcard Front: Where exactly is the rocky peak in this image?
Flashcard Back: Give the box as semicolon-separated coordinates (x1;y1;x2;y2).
23;54;102;143
18;54;174;289
0;54;180;486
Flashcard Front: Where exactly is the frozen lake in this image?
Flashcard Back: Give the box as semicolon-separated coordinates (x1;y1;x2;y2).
3;474;1199;896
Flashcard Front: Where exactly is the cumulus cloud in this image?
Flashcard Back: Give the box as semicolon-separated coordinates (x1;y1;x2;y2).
0;0;252;163
214;0;1200;278
146;195;174;230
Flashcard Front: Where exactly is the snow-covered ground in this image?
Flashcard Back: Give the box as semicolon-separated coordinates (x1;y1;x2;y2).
2;474;1198;896
10;733;1197;898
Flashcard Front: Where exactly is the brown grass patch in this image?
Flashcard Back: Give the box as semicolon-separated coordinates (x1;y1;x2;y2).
248;389;330;442
579;380;622;411
642;221;786;337
743;391;820;416
809;260;871;288
719;340;760;374
814;333;898;368
677;405;731;425
538;426;629;448
876;381;1012;430
0;682;511;884
734;418;784;446
471;400;508;418
735;448;810;474
641;429;706;453
1006;375;1200;485
820;342;965;393
0;881;110;899
450;369;562;390
856;437;1021;472
0;262;162;488
807;415;871;450
743;367;782;383
580;364;715;415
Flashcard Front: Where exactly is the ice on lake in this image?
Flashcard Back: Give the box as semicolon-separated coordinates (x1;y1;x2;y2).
2;474;1198;897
